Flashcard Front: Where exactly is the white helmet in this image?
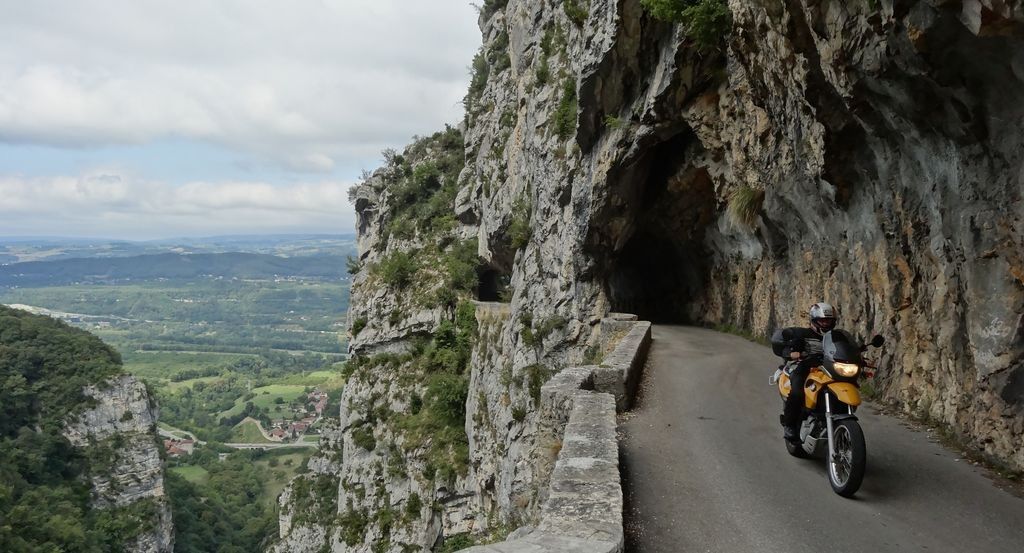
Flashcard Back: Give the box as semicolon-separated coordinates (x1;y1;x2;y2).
809;302;838;334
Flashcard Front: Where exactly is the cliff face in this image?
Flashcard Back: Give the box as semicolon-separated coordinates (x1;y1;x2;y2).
63;374;174;553
459;0;1024;470
277;0;1024;550
680;0;1024;469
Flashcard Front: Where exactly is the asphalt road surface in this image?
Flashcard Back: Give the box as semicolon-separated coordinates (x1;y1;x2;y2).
621;326;1024;553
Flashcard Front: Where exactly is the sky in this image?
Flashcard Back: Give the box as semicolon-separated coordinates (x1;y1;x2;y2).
0;0;481;239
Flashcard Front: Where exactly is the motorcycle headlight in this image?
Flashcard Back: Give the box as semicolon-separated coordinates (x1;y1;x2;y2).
834;362;860;377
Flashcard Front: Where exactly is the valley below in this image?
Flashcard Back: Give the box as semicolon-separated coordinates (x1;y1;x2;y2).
0;235;355;551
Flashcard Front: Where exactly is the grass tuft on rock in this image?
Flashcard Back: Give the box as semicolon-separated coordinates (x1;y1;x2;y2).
726;185;764;230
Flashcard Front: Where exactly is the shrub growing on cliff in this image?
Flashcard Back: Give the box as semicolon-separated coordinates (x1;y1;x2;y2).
427;374;469;427
564;0;589;26
339;503;370;546
536;54;550;85
377;250;417;289
552;78;578;141
508;198;533;251
489;30;511;74
526;364;553;405
641;0;732;51
346;255;362;275
352;316;368;336
440;239;480;305
480;0;508;20
439;534;476;552
351;425;377;451
465;47;490;113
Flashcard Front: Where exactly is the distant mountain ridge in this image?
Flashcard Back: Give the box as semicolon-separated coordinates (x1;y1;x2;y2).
0;234;356;264
0;252;347;286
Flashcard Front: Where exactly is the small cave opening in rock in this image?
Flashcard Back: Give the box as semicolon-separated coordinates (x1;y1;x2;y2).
476;268;503;302
604;131;716;323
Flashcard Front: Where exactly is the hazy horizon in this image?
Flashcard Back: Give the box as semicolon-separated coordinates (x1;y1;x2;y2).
0;232;357;243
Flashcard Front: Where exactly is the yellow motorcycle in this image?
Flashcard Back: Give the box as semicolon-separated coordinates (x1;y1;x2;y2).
771;331;884;497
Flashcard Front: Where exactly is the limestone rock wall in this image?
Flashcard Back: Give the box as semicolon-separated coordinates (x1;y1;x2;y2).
64;374;174;553
279;0;1024;550
462;0;1024;473
687;0;1024;469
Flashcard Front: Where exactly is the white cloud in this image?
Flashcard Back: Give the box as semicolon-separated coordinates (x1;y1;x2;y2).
0;171;357;239
0;0;481;172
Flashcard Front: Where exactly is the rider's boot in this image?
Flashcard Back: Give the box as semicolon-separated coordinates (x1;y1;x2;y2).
782;396;802;443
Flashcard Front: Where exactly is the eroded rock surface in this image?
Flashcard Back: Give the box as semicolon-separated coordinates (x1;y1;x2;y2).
277;0;1024;550
64;374;174;553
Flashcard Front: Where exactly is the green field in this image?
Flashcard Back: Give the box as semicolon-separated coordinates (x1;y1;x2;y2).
120;350;255;381
165;375;222;392
230;419;272;443
170;465;210;485
0;280;350;354
220;384;308;418
270;368;346;390
255;451;311;504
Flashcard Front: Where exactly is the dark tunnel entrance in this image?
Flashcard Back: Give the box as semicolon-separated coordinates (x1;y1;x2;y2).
476;268;501;302
476;266;511;303
607;230;696;323
604;131;716;324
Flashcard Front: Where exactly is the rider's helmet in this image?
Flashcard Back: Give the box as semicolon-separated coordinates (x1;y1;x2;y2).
809;302;838;334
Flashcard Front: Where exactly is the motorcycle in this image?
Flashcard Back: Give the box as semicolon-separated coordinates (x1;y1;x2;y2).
769;330;885;497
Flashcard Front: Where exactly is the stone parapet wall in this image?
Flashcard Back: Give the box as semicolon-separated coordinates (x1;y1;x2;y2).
594;321;652;411
460;318;651;553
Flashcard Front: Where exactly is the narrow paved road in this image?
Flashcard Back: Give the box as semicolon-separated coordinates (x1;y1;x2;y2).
621;326;1024;553
223;442;318;449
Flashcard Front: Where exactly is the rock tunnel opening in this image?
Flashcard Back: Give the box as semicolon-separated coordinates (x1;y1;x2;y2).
605;131;715;324
476;268;503;302
608;230;695;323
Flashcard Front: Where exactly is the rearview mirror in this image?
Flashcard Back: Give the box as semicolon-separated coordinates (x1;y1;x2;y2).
870;334;885;348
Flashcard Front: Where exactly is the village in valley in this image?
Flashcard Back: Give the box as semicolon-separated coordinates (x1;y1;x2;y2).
162;387;330;457
266;388;328;442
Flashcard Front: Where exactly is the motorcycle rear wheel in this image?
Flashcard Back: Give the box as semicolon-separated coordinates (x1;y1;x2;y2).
828;419;866;497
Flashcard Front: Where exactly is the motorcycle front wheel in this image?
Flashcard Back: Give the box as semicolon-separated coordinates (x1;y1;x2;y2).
828;419;866;497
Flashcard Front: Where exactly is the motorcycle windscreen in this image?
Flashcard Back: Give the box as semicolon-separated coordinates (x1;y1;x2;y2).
823;329;863;365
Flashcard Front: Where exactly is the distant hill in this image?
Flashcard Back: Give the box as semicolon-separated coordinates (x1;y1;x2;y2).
0;252;347;286
0;234;355;263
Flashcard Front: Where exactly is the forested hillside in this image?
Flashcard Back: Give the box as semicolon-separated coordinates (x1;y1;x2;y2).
0;305;170;551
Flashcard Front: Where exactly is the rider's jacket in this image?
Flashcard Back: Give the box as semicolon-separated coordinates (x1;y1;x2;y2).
770;327;823;359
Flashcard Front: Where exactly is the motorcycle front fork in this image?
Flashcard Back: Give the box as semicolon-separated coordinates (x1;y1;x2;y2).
824;394;855;461
825;393;835;463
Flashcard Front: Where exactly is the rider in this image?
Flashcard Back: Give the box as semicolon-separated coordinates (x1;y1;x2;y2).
771;302;839;443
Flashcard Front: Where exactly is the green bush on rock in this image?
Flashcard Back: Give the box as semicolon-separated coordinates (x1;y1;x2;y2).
641;0;732;51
